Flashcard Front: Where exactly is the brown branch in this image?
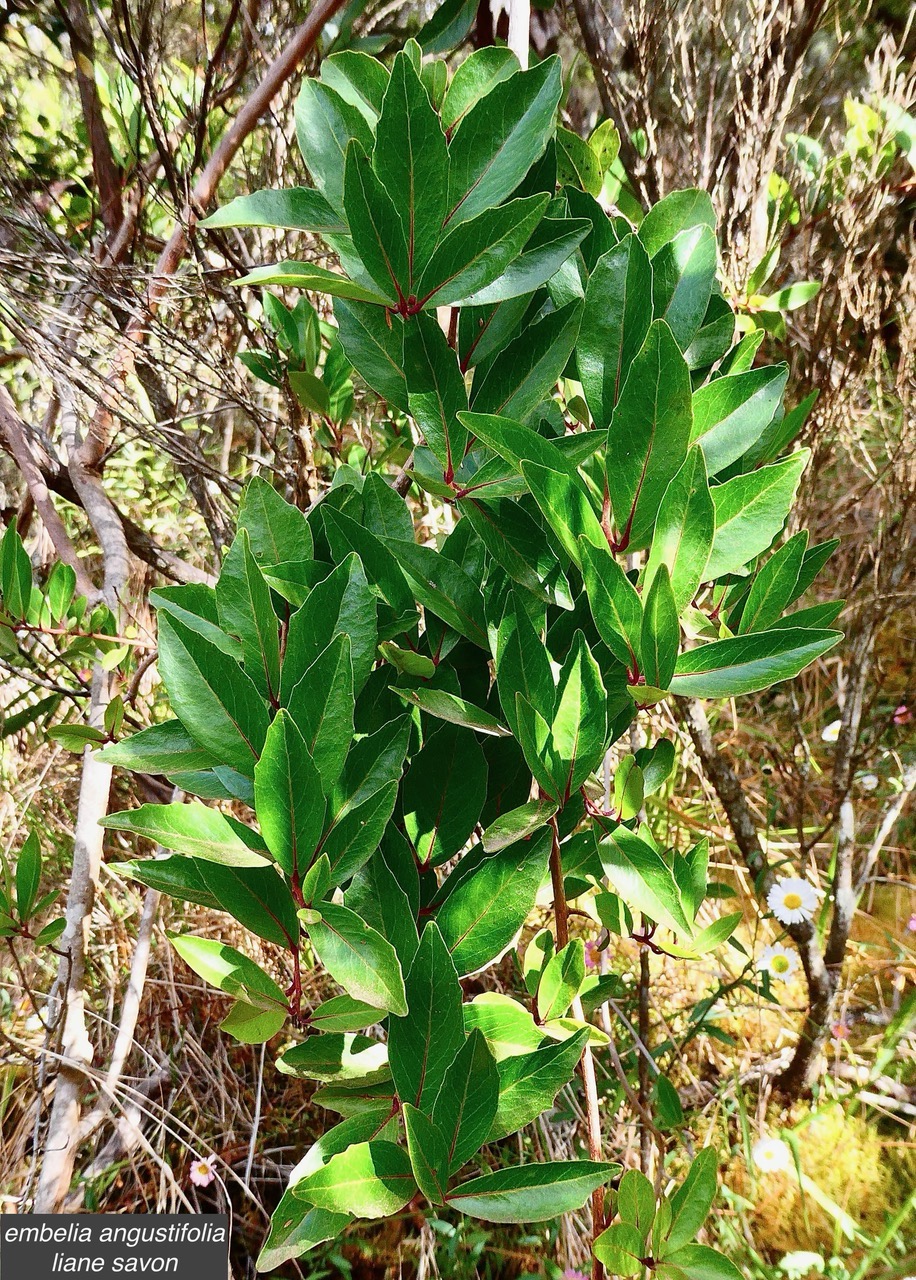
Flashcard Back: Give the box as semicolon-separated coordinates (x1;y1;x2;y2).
84;0;350;467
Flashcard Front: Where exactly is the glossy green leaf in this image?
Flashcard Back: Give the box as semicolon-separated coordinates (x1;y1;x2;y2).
638;189;716;257
432;1027;499;1171
292;1141;415;1218
417;194;548;308
537;940;586;1021
200;188;346;234
277;1033;388;1083
550;630;608;796
295;79;373;212
342;142;407;304
403;310;469;472
520;462;605;570
446;56;561;227
307;994;383;1034
738;531;807;633
393;686;509;737
97;720;217;774
470;301;582;423
403;1105;449;1205
704;451;809;580
578;234;654;429
607;320;693;551
383;538;487;647
254;711;326;880
343;847;419;969
691;365;788;476
659;1245;744;1280
640;565;679;690
643;447;714;612
239;477;313;568
447;1160;617;1223
652;224;717;350
403;722;487;864
281;555;377;699
373;51;449;282
286;635;355;794
157;614;268;777
437;829;552;976
462;217;589;307
334;299;409;411
489;1029;588;1139
598;826;694;936
463;992;544;1060
440;47;519;128
580;538;642;671
556;125;602;195
481;798;557;853
389;922;465;1108
216;529;281;702
170;934;287;1011
102;802;270;867
320;51;389;124
305;902;407;1015
670;627;840;697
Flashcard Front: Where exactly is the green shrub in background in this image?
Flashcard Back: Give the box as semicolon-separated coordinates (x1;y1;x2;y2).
85;40;843;1275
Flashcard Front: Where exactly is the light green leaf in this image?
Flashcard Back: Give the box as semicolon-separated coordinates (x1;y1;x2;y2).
446;1160;618;1223
234;261;392;306
200;188;345;234
638;189;716;258
463;991;545;1060
537;940;586;1021
660;1245;744;1280
705;451;808;579
738;531;807;634
643;448;714;612
254;711;326;880
292;1141;416;1218
440;47;519;129
593;1221;648;1275
306;902;407;1015
482;798;557;853
277;1033;388;1083
97;720;217;774
670;627;840;698
691;365;788;476
170;934;287;1012
652;224;717;350
489;1030;588;1140
295;79;373;212
598;826;694;936
102;802;270;869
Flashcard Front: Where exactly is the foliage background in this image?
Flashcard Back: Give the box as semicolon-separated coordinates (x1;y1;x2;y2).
0;0;914;1277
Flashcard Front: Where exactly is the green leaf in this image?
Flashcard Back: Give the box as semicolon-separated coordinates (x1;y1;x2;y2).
0;523;31;619
537;939;586;1021
46;562;76;621
156;614;269;777
393;686;509;737
295;79;373;213
344;848;419;970
664;1146;719;1251
200;187;346;234
234;261;392;306
403;722;487;864
277;1034;388;1083
580;538;642;671
441;47;519;128
618;1168;657;1234
220;1000;287;1044
417;0;478;55
308;994;383;1033
670;627;840;698
403;311;469;473
436;829;551;976
388;922;466;1109
640;565;679;690
181;859;297;947
578;234;654;429
446;1160;618;1224
170;934;287;1012
432;1028;499;1172
652;224;717;350
403;1105;450;1206
638;189;716;258
329;716;410;825
305;902;407;1015
738;531;807;633
216;529;281;702
593;1222;648;1275
150;584;240;659
320;51;390;124
691;366;788;476
598;826;694;936
286;635;355;794
383;538;487;647
446;56;562;226
254;711;326;880
281;555;377;700
334;299;409;411
607;319;693;551
239;477;313;569
660;1245;744;1280
15;831;40;921
489;1030;588;1140
102;803;271;869
482;798;557;853
550;630;608;796
343;143;407;304
292;1141;416;1218
95;718;213;774
373;51;449;283
417;194;548;308
464;992;543;1059
470;301;582;423
322;507;414;623
790;537;839;605
705;451;808;580
759;280;820;311
493;592;555;736
462;216;590;307
520;462;605;570
556;125;602;195
643;448;714;612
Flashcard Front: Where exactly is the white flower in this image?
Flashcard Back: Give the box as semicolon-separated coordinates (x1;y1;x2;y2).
767;876;819;925
752;1135;792;1174
758;942;799;981
821;719;842;743
860;773;879;792
779;1253;824;1278
189;1153;217;1188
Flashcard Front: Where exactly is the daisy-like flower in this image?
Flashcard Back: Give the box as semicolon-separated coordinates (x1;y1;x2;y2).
821;719;842;743
189;1153;217;1188
893;704;912;726
860;773;879;792
767;876;819;925
758;942;799;981
584;939;601;970
752;1135;792;1174
830;1020;850;1040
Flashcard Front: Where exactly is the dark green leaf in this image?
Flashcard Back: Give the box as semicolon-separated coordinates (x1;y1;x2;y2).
403;1105;450;1205
403;311;469;472
383;538;487;648
705;451;808;580
446;1160;618;1224
432;1028;499;1172
343;143;407;304
640;565;679;690
239;477;313;568
334;299;409;411
97;720;217;774
286;635;355;794
578;234;653;429
440;47;519;128
652;225;717;350
403;722;487;864
643;448;714;612
305;902;407;1015
670;627;841;698
417;195;548;308
598;826;693;936
254;711;326;879
580;538;642;671
388;922;465;1109
295;79;373;212
738;531;807;633
292;1141;415;1217
216;529;281;702
470;301;582;423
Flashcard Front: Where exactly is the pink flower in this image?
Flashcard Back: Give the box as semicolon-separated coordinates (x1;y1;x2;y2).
830;1021;850;1040
893;704;912;726
584;939;601;970
189;1153;217;1188
564;1271;589;1280
907;913;916;933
